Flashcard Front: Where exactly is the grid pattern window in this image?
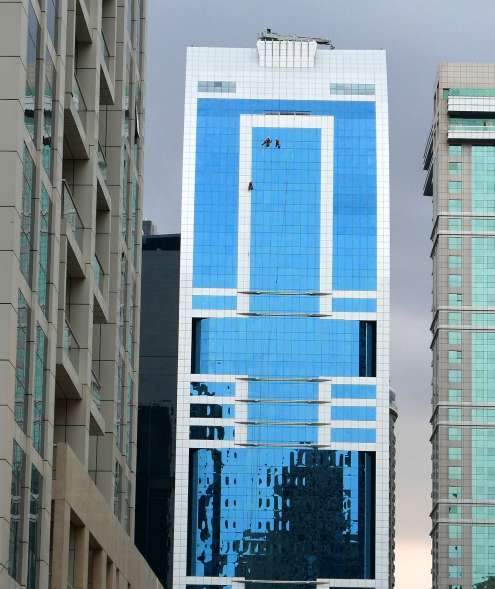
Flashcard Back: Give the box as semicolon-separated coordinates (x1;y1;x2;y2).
20;145;35;284
38;184;51;314
197;80;236;93
46;0;58;48
42;49;56;179
27;465;42;589
16;291;31;430
32;326;47;455
330;83;375;95
8;441;25;582
25;1;39;141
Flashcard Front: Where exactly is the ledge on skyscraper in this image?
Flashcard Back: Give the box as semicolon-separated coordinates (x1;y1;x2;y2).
56;316;83;401
64;80;90;160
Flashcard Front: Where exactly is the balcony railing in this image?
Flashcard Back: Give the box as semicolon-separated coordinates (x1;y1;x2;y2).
63;319;79;370
72;75;87;126
62;181;84;249
92;254;104;293
97;142;107;181
91;371;102;409
100;31;110;70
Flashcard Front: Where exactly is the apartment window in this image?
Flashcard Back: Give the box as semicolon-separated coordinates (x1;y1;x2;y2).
449;447;462;460
68;525;76;588
449;566;462;578
448;370;462;383
448;428;462;441
448;331;461;345
130;176;138;264
114;461;122;519
127;281;135;365
25;1;40;140
448;408;461;421
329;83;375;95
27;465;42;589
448;350;462;364
8;441;25;582
20;144;35;284
448;237;462;250
449;545;462;558
448;275;462;288
448;200;462;212
448;312;461;325
449;506;461;519
449;525;462;539
46;0;58;47
42;49;56;179
449;389;462;402
448;218;462;231
197;80;236;93
38;184;51;315
448;293;462;307
125;376;133;465
448;181;462;194
449;162;462;175
449;466;462;480
16;291;31;430
32;326;47;455
449;486;462;499
449;145;462;159
116;357;125;451
448;256;461;269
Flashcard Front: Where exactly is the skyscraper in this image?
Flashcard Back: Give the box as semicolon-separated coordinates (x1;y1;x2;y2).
425;65;495;589
0;1;161;587
174;34;391;589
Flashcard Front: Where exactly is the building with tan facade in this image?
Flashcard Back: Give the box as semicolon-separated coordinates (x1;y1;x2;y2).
0;0;163;588
424;64;495;589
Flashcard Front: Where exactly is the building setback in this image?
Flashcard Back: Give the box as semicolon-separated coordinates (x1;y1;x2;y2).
0;0;162;588
424;65;495;589
136;231;180;589
174;35;392;589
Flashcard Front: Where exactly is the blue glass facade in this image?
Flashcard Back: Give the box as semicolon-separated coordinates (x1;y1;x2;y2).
175;44;389;589
187;448;374;580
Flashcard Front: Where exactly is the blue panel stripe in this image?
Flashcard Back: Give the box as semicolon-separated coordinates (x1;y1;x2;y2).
332;384;376;399
331;406;376;421
332;298;377;312
248;403;318;422
192;295;237;310
331;428;376;443
247;424;318;444
249;295;320;314
190;382;235;396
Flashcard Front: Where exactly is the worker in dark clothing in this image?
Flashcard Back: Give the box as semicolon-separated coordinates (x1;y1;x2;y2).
261;137;271;147
275;138;281;148
248;181;254;191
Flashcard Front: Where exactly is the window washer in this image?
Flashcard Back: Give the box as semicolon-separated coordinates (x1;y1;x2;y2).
275;138;281;149
248;181;254;191
261;137;271;147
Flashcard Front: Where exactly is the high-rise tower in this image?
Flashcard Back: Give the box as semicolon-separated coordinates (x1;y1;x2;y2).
0;1;161;588
424;65;495;589
174;34;391;589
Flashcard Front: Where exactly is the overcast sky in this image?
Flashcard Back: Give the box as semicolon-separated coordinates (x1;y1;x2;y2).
143;1;495;585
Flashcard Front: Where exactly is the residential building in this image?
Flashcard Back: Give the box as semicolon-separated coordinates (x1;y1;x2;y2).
136;230;180;589
0;0;162;588
424;65;495;589
174;34;391;589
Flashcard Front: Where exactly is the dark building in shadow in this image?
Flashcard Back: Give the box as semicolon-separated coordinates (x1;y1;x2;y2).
135;230;180;588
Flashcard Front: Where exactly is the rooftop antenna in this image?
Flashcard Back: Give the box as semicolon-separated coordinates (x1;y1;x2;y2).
259;28;335;49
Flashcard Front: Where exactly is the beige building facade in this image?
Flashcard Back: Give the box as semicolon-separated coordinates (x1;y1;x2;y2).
0;0;162;588
425;64;495;588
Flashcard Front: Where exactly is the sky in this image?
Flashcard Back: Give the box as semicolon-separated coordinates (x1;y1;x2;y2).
143;1;495;586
